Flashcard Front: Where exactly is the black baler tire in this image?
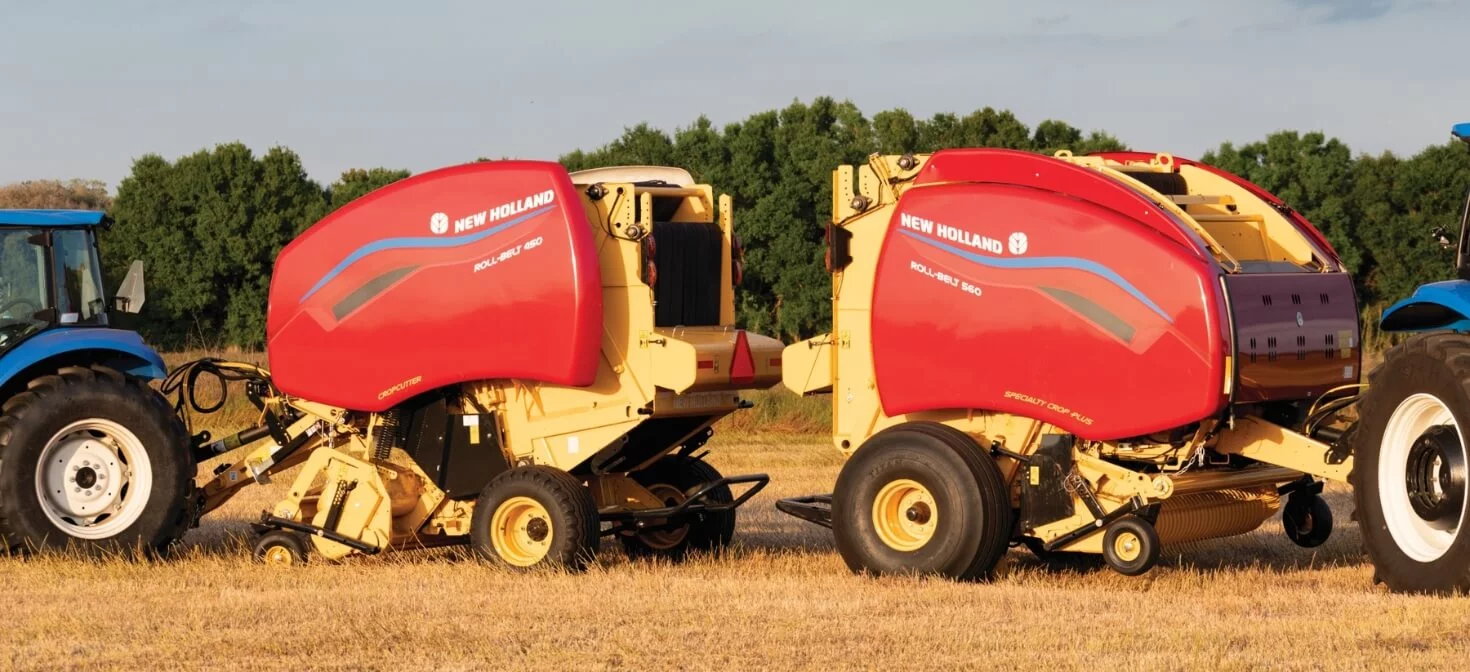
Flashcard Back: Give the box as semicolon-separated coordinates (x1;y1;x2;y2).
1282;492;1333;549
470;466;600;571
0;365;195;556
1353;333;1470;594
620;454;736;562
832;422;1012;581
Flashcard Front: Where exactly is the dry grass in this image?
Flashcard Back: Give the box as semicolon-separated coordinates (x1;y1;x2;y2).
5;349;1455;670
5;436;1470;671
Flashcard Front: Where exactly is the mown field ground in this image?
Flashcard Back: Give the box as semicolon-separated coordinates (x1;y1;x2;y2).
5;353;1470;670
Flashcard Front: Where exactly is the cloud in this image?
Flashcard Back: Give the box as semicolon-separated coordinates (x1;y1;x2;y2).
1285;0;1393;24
204;15;258;36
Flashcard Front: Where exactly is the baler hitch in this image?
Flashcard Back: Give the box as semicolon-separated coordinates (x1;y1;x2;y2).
774;494;833;529
602;473;769;536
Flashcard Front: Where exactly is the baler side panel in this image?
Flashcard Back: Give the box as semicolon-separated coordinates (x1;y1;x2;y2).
870;182;1228;441
266;161;602;412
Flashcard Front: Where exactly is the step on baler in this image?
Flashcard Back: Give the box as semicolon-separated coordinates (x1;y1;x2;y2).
180;161;780;568
776;145;1470;593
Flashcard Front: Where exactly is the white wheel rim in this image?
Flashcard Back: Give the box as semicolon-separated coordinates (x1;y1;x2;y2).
1379;393;1467;562
33;419;153;540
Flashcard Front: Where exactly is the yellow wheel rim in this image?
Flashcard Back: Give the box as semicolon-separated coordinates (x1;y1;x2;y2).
639;483;691;551
1112;531;1142;563
262;544;295;566
872;478;938;552
491;496;554;567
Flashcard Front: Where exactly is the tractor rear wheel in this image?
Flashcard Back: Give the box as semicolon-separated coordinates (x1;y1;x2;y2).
470;466;600;571
620;455;736;561
1354;333;1470;593
832;422;1011;580
0;366;194;556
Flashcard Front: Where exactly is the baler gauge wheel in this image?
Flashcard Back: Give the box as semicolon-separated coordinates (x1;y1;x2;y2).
1102;516;1159;576
1282;492;1334;548
872;479;938;552
252;530;309;566
490;496;555;567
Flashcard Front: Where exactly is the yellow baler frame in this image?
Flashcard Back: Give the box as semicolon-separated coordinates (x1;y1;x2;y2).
190;169;781;561
785;150;1358;558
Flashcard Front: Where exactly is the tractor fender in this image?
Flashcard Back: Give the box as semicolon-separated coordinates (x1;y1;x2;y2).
1380;280;1470;332
0;328;167;394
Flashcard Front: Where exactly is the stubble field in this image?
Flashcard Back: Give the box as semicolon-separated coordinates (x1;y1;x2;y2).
5;431;1470;671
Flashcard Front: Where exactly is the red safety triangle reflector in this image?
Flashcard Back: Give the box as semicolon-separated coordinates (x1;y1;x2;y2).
730;330;756;385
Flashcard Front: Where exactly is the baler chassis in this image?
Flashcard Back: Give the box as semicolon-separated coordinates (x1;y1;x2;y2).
168;358;770;569
600;473;768;537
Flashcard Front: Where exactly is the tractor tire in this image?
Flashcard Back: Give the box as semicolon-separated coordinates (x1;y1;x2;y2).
1353;333;1470;594
471;466;600;571
832;422;1012;580
620;454;736;562
0;365;195;556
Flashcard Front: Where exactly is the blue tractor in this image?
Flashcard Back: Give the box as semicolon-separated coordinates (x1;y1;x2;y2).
0;210;193;554
1353;123;1470;592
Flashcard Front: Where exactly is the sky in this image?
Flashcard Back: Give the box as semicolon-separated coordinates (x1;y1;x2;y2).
2;0;1467;190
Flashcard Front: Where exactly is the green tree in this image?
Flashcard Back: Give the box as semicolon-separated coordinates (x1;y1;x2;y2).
558;98;1125;340
1356;143;1470;303
106;143;326;348
323;168;411;217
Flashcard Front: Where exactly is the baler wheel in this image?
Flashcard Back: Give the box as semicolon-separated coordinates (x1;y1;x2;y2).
470;466;599;571
1101;516;1159;576
1353;333;1470;593
620;455;736;561
832;422;1011;580
253;530;309;566
1282;492;1333;548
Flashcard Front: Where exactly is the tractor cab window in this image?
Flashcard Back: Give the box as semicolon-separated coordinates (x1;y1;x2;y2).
0;229;51;348
52;229;106;325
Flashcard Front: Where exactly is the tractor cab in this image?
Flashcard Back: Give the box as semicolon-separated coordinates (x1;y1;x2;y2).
0;210;145;353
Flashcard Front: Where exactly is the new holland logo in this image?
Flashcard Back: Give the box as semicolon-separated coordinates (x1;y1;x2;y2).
1008;232;1028;255
426;190;557;236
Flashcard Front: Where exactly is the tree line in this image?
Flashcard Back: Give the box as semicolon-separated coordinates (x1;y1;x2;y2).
1;96;1466;348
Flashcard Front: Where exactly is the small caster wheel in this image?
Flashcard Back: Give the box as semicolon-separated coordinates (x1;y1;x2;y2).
1102;516;1159;576
253;530;309;566
1283;492;1333;548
